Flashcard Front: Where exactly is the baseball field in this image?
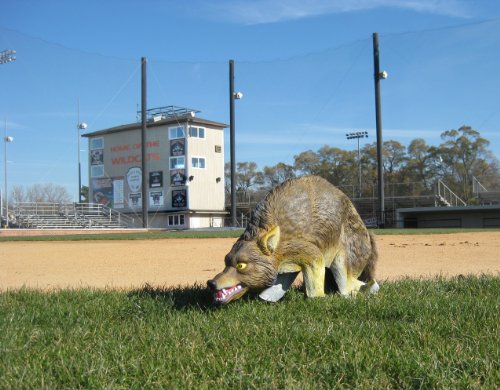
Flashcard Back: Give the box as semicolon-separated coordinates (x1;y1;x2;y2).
1;230;499;290
1;230;499;388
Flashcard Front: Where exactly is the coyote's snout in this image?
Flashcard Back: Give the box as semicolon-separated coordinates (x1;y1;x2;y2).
207;234;280;304
207;176;379;304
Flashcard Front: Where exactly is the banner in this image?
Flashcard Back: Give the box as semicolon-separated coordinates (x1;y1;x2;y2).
172;189;187;208
128;193;142;209
149;191;164;207
170;139;185;156
92;178;113;207
149;171;163;188
113;178;124;208
170;169;186;186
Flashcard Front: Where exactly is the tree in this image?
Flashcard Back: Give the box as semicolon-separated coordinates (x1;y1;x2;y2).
236;162;260;197
293;150;321;176
360;142;378;189
260;162;295;190
224;162;260;201
437;126;490;201
383;140;407;184
10;185;27;204
80;185;89;203
11;183;72;204
294;146;357;189
405;138;437;192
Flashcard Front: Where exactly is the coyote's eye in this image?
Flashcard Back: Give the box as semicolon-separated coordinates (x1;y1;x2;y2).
236;262;247;271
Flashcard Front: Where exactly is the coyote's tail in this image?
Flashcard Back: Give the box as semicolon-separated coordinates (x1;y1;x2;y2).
359;231;378;283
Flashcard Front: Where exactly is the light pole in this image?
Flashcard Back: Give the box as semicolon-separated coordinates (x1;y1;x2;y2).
229;59;243;227
77;101;87;204
346;131;368;198
373;32;388;227
4;132;13;228
1;49;16;226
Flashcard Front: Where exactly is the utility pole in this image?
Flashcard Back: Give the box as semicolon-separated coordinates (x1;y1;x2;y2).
141;57;148;229
77;99;88;203
373;33;387;228
4;122;14;228
229;60;236;227
229;60;244;227
1;49;16;227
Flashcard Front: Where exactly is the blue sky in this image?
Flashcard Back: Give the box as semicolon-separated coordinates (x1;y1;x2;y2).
1;0;500;201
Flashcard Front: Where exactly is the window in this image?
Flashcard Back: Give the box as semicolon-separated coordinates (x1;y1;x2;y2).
169;126;185;139
170;156;185;170
90;137;104;150
91;165;104;178
189;126;205;139
191;157;206;169
168;214;185;226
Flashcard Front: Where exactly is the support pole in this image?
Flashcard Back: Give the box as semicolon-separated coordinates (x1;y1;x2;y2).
373;33;385;228
141;57;148;228
357;137;361;198
229;60;237;227
77;99;82;203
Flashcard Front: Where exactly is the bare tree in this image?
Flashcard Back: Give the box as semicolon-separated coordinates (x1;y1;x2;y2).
12;183;72;204
10;185;27;204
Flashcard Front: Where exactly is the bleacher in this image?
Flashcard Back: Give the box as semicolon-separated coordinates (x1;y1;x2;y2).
12;202;133;229
473;176;500;205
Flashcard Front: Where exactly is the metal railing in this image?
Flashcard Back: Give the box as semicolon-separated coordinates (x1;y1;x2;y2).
472;176;488;196
435;180;466;207
12;202;134;229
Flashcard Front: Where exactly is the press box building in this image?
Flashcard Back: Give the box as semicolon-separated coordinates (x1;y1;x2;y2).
82;106;228;229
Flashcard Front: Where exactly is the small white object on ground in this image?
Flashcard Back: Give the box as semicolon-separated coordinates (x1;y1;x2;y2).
259;272;299;302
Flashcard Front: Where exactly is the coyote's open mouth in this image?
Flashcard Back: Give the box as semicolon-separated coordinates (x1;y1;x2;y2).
214;284;248;304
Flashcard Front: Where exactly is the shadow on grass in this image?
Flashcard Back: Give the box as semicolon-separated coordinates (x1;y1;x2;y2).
127;268;340;312
128;283;220;311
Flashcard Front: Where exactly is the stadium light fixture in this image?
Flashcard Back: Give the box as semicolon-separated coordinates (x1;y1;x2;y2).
0;49;16;65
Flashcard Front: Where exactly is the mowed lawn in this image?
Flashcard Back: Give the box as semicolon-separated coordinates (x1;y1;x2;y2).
1;275;498;388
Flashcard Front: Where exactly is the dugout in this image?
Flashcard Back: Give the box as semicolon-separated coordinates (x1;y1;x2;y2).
396;205;500;229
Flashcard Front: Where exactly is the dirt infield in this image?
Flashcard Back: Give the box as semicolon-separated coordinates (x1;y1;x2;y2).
1;231;499;291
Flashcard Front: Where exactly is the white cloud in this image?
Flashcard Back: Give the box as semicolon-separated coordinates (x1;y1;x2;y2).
200;0;470;25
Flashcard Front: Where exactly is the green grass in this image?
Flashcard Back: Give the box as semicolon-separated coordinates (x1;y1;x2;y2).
1;276;498;388
1;227;499;242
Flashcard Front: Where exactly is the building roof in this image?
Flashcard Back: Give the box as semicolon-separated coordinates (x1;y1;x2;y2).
82;116;228;138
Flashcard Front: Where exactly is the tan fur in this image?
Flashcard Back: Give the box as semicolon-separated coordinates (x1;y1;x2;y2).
207;176;378;304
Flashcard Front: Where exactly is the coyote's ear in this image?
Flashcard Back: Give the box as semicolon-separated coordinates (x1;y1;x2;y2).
259;226;280;255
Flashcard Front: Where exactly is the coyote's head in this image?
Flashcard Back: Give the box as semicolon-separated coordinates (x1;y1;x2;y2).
207;227;280;304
